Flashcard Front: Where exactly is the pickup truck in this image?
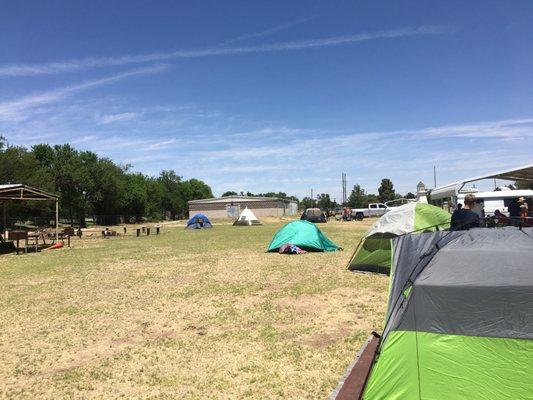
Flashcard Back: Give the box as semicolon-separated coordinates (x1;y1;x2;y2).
351;203;389;220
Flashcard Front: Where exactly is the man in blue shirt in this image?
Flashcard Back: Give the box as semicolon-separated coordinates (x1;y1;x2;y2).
451;194;480;230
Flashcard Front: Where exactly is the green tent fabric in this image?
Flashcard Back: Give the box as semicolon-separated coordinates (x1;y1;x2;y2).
360;228;533;400
267;220;340;252
348;203;450;273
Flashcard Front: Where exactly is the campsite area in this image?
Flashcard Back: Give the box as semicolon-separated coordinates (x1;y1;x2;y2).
0;219;387;399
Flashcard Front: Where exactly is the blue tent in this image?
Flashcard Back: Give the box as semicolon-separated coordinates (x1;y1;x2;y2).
186;213;213;229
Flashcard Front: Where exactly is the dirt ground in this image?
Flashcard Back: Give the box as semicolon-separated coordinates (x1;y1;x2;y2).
0;219;388;399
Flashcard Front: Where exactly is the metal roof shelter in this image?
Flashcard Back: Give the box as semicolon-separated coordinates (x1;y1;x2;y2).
0;184;59;241
431;164;533;200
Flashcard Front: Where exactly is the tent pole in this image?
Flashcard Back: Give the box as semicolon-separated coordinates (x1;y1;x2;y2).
55;199;59;242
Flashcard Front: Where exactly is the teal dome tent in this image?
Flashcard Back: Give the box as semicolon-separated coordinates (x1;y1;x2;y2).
267;220;340;252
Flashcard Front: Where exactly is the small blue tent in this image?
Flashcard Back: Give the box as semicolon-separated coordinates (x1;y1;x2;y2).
186;213;213;229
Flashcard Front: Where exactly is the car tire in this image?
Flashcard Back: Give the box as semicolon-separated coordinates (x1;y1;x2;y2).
355;213;363;221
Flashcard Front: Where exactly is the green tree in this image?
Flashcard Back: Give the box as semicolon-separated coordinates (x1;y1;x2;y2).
316;193;335;210
222;191;238;196
122;173;150;222
378;178;396;203
186;178;213;200
515;180;533;190
405;192;416;199
366;193;380;205
300;197;314;209
158;170;183;220
0;142;54;224
88;157;126;225
347;184;366;208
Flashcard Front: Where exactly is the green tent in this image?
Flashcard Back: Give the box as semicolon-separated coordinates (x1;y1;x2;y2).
332;228;533;400
348;202;450;273
267;220;340;252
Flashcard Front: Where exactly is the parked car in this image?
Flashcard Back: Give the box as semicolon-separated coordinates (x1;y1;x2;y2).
351;203;390;220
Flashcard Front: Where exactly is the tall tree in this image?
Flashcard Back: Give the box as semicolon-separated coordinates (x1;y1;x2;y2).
316;193;335;210
378;178;396;203
158;170;183;220
122;173;150;222
347;184;366;208
88;158;125;225
300;197;314;209
186;178;213;200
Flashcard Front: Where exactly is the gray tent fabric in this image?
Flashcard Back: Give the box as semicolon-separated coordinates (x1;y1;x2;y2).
384;228;533;341
383;231;461;339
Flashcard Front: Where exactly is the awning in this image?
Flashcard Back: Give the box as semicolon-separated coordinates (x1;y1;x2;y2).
0;184;58;201
0;184;59;241
431;164;533;200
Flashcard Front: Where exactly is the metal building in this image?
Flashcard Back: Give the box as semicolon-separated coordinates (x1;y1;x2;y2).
188;196;298;219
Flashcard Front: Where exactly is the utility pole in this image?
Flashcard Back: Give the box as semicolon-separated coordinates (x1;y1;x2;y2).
433;166;437;188
341;172;347;204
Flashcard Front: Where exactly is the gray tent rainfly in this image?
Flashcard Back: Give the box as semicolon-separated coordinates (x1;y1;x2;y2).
332;227;533;400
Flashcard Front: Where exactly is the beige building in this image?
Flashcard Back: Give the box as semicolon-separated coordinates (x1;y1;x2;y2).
188;196;298;219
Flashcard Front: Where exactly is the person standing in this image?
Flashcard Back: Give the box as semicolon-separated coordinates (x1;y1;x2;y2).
518;197;529;223
508;197;521;226
451;194;480;230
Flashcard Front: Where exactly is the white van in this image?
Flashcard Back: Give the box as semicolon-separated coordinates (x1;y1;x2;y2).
457;189;533;217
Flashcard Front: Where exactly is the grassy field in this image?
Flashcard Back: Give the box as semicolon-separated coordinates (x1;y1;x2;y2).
0;219;388;399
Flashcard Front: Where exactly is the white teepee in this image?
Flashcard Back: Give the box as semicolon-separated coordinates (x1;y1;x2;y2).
233;207;262;226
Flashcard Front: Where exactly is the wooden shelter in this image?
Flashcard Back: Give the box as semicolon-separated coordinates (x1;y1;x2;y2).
0;184;59;241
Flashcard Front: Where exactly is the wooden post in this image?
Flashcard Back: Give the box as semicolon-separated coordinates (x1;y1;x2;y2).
156;227;160;235
136;228;140;237
55;199;59;243
2;202;6;233
123;227;127;235
146;228;150;236
67;235;71;247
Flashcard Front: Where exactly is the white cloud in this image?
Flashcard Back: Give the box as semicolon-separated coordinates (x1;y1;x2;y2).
0;64;169;121
2;91;531;199
0;25;452;77
218;17;315;46
97;112;138;124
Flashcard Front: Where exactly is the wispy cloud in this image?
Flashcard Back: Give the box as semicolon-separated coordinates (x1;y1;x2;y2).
97;112;139;124
3;88;529;197
0;64;169;121
0;25;452;77
218;17;315;46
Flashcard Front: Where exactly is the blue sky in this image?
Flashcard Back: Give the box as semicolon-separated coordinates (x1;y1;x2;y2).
1;1;532;199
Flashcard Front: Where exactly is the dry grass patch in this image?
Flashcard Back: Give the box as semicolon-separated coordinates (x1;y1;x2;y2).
0;219;387;399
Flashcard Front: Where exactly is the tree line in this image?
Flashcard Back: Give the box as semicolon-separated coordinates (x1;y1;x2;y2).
221;190;299;202
1;136;427;226
298;179;416;210
0;138;213;226
346;179;416;208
